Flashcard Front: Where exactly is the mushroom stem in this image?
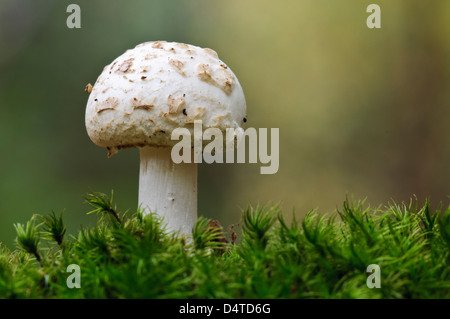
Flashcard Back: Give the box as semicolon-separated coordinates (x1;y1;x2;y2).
138;146;197;235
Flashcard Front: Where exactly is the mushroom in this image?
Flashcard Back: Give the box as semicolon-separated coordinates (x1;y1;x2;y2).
85;41;246;235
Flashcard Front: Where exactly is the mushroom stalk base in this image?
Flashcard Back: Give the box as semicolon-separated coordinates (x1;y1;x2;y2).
139;146;197;236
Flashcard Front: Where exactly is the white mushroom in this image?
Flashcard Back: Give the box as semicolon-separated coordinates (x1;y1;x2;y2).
85;41;247;235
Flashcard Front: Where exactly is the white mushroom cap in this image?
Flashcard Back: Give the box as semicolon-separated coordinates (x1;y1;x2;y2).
85;41;247;156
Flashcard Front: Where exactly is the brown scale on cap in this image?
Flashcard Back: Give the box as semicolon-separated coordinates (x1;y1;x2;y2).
175;43;190;50
197;63;213;81
133;104;154;111
130;97;154;111
185;106;206;124
168;59;186;76
208;114;226;127
145;53;157;60
216;66;234;95
203;48;219;59
96;97;119;113
109;60;118;71
117;58;135;73
151;41;166;49
197;63;234;95
167;95;186;114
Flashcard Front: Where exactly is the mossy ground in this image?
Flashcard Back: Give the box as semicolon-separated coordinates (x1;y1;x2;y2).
1;192;449;299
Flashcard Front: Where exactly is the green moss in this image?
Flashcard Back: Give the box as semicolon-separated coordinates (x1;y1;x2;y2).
0;192;449;299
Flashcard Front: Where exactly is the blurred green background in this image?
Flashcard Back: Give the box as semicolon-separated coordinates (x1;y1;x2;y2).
0;0;449;247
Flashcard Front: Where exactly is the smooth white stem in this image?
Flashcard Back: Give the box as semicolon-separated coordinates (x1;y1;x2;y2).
138;146;197;235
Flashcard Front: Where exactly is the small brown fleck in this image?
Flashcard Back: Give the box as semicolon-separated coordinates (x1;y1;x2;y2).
160;130;166;134
85;83;93;93
141;76;147;80
220;64;228;69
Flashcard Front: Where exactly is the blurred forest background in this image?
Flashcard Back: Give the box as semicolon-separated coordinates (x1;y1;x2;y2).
0;0;449;247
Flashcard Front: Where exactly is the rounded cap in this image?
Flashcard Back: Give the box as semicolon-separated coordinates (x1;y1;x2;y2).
85;41;247;156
